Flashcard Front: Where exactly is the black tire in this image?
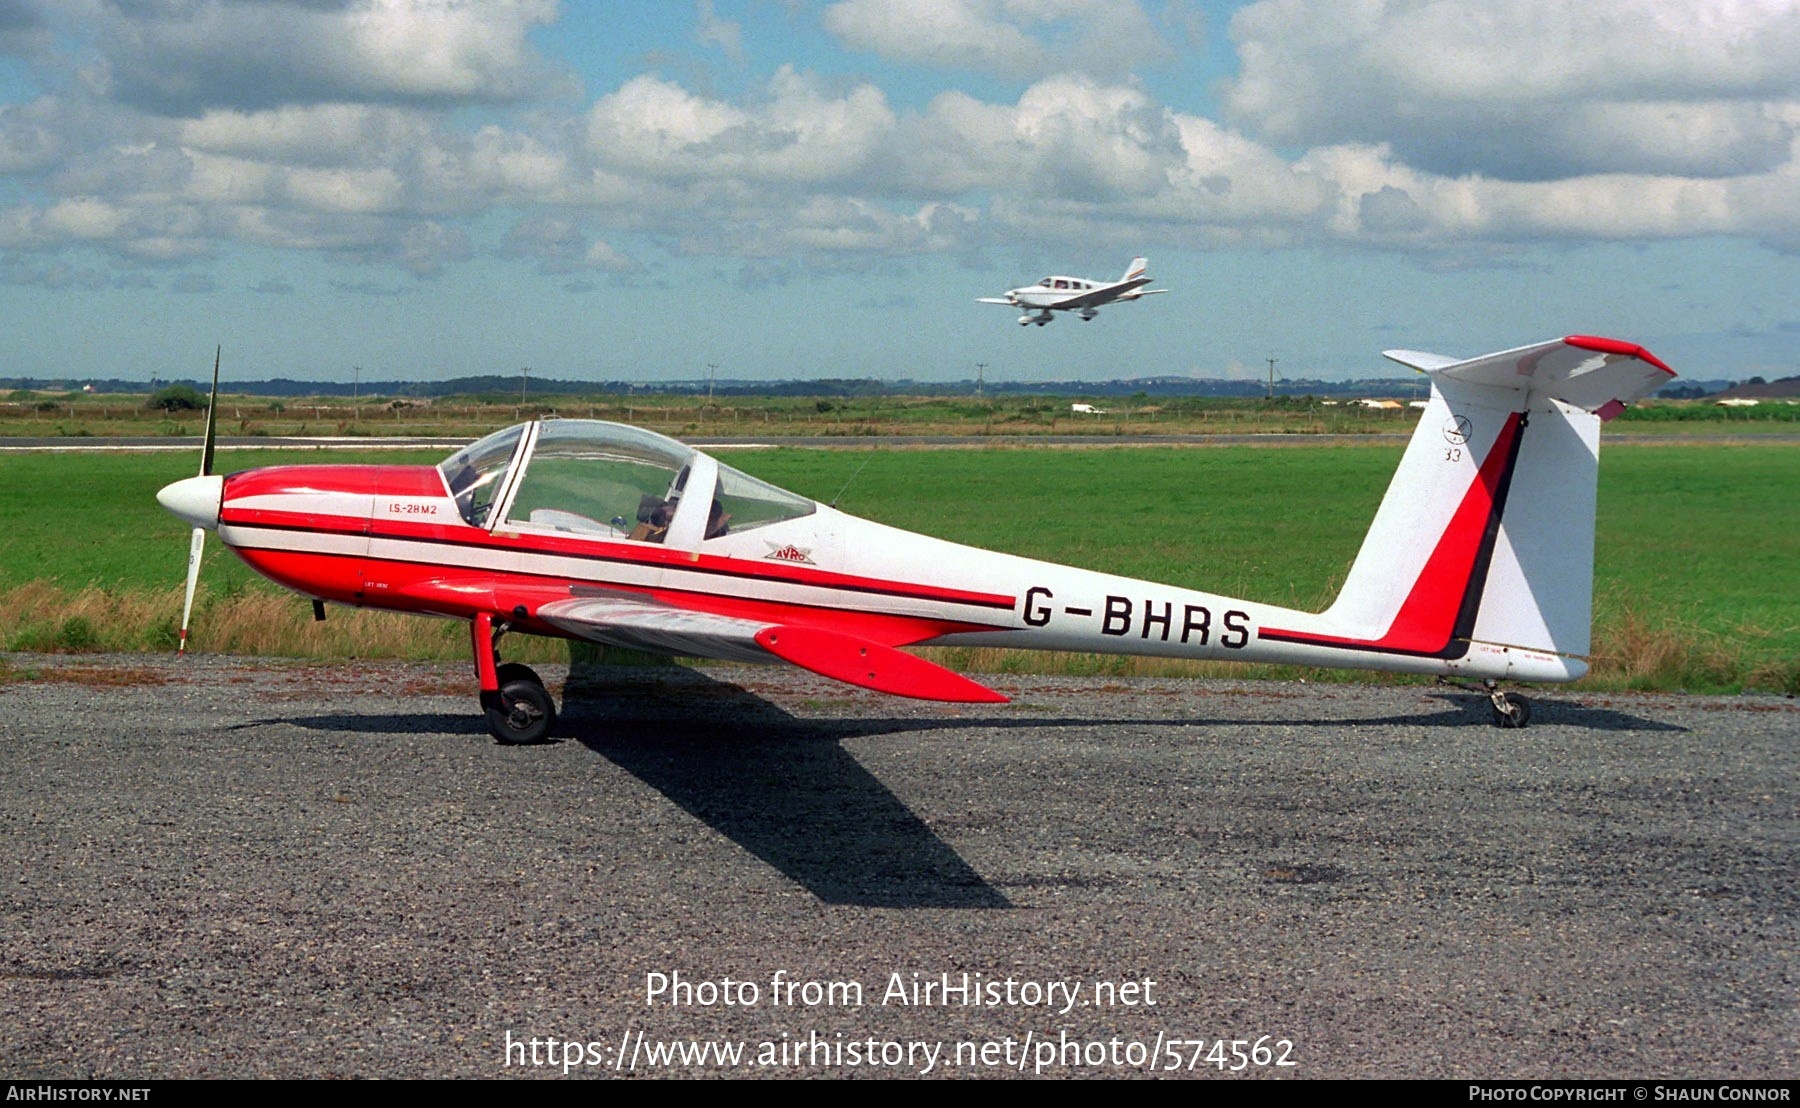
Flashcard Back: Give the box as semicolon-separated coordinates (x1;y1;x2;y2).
1491;695;1531;730
484;677;557;744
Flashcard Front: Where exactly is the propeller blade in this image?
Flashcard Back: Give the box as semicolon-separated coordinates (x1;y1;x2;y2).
179;345;221;654
179;525;204;654
200;344;220;477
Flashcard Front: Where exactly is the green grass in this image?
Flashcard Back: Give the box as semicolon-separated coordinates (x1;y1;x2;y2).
3;441;1794;692
731;445;1380;611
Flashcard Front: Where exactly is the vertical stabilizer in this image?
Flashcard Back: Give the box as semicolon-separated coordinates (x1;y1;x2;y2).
1266;336;1672;673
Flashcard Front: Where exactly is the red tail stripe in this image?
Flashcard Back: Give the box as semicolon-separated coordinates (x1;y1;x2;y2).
1260;411;1522;654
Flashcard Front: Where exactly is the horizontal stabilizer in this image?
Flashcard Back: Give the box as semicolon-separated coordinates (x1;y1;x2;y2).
1384;335;1674;418
1382;349;1462;373
755;625;1009;703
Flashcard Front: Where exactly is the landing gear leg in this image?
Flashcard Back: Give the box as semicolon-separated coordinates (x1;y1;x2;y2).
472;612;558;744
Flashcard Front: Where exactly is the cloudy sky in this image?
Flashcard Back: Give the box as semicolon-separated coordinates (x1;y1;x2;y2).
2;0;1796;385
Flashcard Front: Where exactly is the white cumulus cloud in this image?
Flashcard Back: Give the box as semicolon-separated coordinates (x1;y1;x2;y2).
99;0;559;114
1224;0;1800;181
823;0;1169;79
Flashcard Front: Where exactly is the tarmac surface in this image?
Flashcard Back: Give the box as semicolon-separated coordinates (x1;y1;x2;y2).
2;653;1795;1079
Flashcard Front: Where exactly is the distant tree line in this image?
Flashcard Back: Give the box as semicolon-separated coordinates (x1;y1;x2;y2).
0;374;1753;402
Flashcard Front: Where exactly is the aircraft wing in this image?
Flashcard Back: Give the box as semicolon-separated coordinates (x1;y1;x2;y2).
976;297;1018;305
1051;277;1151;310
538;597;772;663
535;597;1008;703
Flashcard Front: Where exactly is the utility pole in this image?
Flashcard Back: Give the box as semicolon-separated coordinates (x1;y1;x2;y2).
706;363;719;407
1266;354;1277;401
520;365;530;405
975;362;987;398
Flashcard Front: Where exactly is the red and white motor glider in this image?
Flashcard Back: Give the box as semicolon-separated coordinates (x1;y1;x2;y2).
158;335;1672;742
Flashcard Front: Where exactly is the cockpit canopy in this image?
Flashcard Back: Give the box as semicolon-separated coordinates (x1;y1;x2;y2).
437;420;815;545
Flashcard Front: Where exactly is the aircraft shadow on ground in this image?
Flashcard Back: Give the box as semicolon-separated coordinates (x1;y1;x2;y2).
236;695;1009;909
1175;693;1685;733
558;667;1011;910
1336;690;1688;733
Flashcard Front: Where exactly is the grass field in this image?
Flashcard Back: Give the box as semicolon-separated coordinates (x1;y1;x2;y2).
3;440;1795;692
5;387;1796;442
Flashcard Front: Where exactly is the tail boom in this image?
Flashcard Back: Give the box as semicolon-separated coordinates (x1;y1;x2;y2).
915;335;1667;687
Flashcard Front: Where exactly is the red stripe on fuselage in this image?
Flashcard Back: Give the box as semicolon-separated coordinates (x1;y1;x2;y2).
223;525;1015;611
226;464;447;500
233;547;371;605
1259;411;1525;657
231;544;1000;648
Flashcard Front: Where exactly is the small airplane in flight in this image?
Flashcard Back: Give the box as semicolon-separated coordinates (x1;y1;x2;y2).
979;256;1168;326
159;335;1672;743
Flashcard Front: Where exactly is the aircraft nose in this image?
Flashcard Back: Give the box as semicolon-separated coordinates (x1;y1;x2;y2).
157;474;224;531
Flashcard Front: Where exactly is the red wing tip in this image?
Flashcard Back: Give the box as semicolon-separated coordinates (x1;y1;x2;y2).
757;624;1009;704
1563;335;1676;376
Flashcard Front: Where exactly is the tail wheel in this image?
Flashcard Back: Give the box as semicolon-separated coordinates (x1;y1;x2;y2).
1491;694;1531;729
484;669;557;744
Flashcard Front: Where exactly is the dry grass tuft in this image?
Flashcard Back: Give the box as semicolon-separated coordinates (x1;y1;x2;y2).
1;582;564;664
1585;606;1795;694
5;583;1791;695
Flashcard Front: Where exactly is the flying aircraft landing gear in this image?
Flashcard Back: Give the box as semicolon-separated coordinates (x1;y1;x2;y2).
474;613;558;744
1437;677;1532;729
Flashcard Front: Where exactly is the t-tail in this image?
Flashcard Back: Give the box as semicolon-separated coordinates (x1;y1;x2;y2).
1259;335;1674;682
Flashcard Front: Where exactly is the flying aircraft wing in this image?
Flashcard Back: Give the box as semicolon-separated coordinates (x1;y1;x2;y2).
535;597;1008;703
1050;277;1151;310
976;297;1017;305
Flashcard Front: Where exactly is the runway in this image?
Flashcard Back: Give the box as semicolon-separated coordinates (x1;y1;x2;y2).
2;653;1794;1078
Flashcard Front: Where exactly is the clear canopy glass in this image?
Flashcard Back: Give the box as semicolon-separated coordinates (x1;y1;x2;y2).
440;421;815;543
439;423;525;527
